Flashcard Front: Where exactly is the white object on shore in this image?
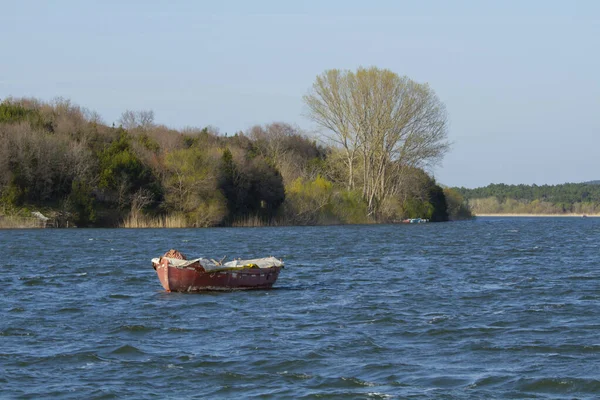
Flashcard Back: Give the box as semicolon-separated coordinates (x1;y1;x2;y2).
31;211;49;221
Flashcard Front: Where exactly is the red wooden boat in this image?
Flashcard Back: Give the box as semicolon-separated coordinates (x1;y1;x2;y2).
151;249;283;292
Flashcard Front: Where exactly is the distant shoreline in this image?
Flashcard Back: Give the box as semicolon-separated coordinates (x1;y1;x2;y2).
475;213;599;218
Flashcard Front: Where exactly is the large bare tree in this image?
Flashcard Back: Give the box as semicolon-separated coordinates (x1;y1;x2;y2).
119;109;155;131
304;67;449;217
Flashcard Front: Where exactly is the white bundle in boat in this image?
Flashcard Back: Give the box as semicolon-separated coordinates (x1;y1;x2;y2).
223;257;284;269
153;256;283;271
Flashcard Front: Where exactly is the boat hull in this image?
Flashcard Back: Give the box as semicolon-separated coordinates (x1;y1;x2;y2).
152;258;281;292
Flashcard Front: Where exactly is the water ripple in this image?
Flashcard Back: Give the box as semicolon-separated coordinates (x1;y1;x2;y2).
1;218;600;398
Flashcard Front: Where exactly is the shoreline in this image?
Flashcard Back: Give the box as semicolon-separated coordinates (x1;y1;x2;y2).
475;213;599;218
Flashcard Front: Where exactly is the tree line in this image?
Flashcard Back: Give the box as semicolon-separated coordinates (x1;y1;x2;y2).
454;182;600;215
0;68;471;227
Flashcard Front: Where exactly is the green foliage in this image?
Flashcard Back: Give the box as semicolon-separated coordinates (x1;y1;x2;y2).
456;182;600;204
403;198;434;220
306;157;327;178
397;168;449;222
3;128;80;204
98;129;162;209
444;188;473;220
0;96;457;227
304;67;449;217
219;148;285;222
98;130;133;188
221;147;235;177
163;146;227;226
0;99;52;131
283;175;369;224
104;134;142;184
284;175;334;224
0;183;24;210
0;101;31;123
183;135;199;148
186;195;228;227
456;182;600;214
288;175;333;198
68;180;96;226
182;127;211;149
428;184;449;222
468;196;600;215
136;133;160;153
332;189;370;224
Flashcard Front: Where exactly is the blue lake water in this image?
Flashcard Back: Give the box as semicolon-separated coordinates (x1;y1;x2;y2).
1;217;600;399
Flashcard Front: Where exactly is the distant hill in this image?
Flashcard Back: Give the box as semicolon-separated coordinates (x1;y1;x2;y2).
453;182;600;215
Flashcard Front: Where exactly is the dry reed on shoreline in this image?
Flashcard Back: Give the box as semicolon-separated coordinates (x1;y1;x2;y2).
0;216;43;229
120;213;188;228
230;215;276;227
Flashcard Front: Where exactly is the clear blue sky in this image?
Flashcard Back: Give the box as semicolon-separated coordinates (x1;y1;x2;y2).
1;0;598;188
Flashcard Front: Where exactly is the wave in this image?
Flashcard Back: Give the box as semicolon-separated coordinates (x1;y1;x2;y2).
566;274;599;281
0;328;36;337
167;327;193;333
516;377;600;393
108;294;134;299
470;342;600;354
18;276;45;286
108;344;146;356
57;307;83;313
111;324;157;333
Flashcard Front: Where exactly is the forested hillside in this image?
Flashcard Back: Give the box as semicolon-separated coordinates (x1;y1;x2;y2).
455;183;600;215
0;96;469;227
